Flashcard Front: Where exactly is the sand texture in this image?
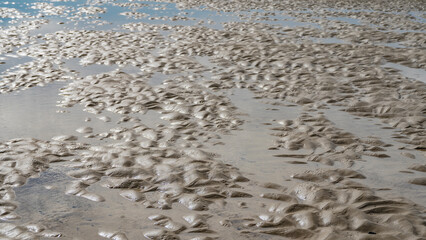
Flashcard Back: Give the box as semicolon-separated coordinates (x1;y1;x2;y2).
0;0;425;239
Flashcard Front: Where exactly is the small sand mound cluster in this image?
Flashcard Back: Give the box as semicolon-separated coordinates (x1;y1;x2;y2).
243;168;426;240
0;19;48;56
31;2;68;16
0;7;28;19
270;113;393;167
0;223;61;239
0;0;424;239
59;71;241;133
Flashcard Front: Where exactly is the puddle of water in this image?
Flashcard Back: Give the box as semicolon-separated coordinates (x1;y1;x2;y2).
383;62;426;83
328;16;362;25
0;81;116;144
322;106;426;206
309;37;347;44
380;42;407;48
63;58;122;77
210;88;315;184
410;11;426;24
0;77;163;144
29;18;75;35
0;82;86;142
14;165;154;240
260;18;320;28
0;55;33;74
210;89;426;206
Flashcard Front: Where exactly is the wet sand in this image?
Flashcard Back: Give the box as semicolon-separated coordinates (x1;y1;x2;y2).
0;0;425;239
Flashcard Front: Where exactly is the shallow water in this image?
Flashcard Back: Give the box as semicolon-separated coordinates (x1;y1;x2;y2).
210;88;308;182
383;62;426;83
322;106;426;205
0;0;425;239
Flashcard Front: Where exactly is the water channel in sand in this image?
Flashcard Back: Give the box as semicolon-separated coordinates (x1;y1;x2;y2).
0;0;425;239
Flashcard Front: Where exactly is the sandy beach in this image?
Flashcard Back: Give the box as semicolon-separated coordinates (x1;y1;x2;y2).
0;0;425;239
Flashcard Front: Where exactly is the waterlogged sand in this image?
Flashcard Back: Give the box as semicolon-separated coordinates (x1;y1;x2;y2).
0;0;425;239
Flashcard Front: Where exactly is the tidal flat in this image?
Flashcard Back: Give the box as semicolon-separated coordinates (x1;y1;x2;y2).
0;0;425;239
